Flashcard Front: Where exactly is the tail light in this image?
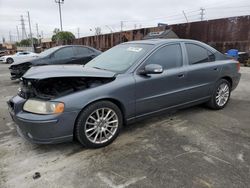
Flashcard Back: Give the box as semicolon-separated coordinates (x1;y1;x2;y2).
236;61;240;72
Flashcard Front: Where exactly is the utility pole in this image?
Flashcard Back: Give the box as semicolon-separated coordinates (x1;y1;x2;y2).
36;23;40;45
55;0;64;31
120;21;123;32
41;31;44;39
200;7;205;21
20;15;27;40
36;23;39;39
9;31;12;43
27;11;34;51
16;26;20;41
182;10;189;23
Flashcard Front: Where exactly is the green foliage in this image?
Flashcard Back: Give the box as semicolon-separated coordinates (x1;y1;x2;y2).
52;31;75;44
16;38;38;46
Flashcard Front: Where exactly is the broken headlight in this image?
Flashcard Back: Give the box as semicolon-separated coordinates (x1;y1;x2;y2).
23;99;64;114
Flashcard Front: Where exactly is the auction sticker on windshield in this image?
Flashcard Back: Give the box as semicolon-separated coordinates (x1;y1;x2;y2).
127;47;143;52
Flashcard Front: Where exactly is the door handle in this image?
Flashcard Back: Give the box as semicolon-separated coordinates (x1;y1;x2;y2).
178;74;185;78
213;67;218;71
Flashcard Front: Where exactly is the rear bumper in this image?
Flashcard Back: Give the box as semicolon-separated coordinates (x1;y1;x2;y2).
8;95;79;144
231;73;241;91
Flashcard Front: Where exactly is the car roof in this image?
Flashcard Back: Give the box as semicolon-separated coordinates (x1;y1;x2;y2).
124;38;217;52
125;38;204;45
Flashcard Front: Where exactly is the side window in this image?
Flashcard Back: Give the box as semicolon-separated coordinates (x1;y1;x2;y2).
186;43;215;64
208;50;215;62
145;44;182;69
54;47;74;59
75;47;92;56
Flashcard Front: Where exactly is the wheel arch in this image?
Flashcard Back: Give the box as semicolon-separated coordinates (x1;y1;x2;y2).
73;98;126;138
220;76;232;88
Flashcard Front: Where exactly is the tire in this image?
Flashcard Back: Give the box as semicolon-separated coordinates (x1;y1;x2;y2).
75;101;123;148
6;58;14;64
207;79;231;110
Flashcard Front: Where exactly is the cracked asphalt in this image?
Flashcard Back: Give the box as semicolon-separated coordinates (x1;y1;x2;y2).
0;63;249;188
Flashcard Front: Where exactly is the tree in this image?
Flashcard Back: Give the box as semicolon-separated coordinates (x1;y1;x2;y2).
16;38;38;46
52;30;75;44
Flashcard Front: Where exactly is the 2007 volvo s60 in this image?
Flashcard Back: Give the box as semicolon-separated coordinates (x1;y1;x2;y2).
8;39;241;148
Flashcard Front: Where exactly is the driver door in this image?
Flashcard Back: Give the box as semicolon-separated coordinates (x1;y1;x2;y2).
134;43;187;116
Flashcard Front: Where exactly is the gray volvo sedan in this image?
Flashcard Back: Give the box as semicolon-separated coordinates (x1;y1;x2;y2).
8;39;241;148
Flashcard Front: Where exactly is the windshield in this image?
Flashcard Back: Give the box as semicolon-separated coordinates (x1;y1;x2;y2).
85;43;153;73
39;46;61;57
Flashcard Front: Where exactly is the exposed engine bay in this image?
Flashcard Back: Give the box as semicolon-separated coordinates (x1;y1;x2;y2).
18;77;114;100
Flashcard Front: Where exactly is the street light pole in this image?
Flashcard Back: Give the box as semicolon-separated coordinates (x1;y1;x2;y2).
55;0;64;31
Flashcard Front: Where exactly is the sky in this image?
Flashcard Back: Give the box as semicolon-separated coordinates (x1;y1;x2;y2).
0;0;250;43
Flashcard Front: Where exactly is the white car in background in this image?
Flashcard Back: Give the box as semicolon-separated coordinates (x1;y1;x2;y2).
0;51;38;64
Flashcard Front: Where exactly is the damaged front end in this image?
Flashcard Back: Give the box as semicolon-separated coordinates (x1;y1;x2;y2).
8;65;117;144
9;63;31;80
18;76;115;100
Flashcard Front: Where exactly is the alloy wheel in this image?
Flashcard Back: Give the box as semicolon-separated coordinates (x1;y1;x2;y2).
84;108;119;144
215;83;230;107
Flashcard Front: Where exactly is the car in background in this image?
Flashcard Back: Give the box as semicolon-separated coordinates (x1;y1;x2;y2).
8;39;241;148
238;52;249;66
9;45;101;80
0;50;8;58
0;51;38;64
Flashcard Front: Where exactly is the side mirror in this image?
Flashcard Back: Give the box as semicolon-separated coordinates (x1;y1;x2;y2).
140;64;163;75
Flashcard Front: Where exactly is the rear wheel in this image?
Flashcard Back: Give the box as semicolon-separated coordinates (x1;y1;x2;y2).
207;79;231;110
6;58;14;64
75;101;123;148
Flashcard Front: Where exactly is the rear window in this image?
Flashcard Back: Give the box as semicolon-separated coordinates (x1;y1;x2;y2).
186;43;215;64
75;47;93;56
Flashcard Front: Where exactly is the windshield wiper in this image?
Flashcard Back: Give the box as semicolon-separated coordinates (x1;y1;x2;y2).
92;66;109;71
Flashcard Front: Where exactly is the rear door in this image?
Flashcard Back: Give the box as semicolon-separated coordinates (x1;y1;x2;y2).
51;47;75;64
184;43;221;101
134;43;187;116
73;46;94;65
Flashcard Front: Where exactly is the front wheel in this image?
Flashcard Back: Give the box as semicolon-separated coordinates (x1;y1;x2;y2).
75;101;123;148
6;58;14;64
207;79;231;110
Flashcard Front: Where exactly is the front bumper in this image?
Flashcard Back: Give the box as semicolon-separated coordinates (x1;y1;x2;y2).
9;68;25;80
8;95;79;144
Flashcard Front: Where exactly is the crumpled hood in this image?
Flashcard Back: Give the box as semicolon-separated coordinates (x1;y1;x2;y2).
23;65;116;79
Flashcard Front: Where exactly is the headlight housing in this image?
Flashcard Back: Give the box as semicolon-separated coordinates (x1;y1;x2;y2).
23;99;64;114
